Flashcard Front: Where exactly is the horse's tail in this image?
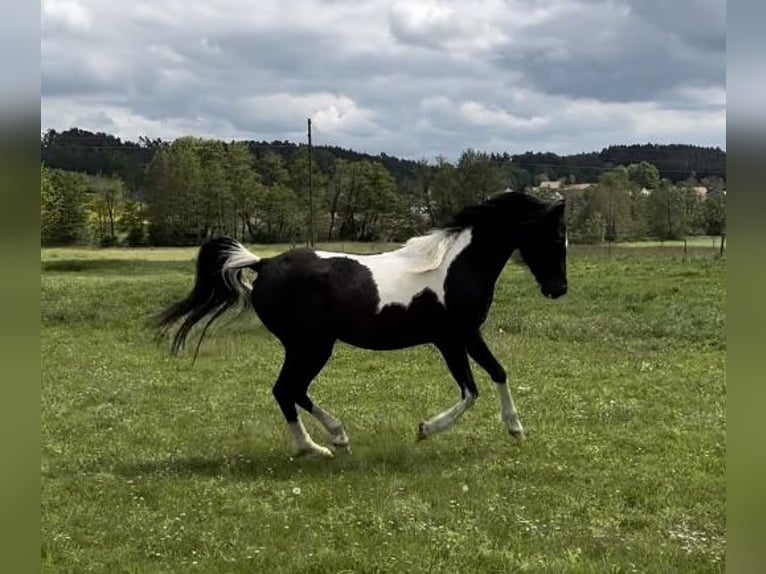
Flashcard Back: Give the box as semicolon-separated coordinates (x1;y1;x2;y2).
156;236;264;359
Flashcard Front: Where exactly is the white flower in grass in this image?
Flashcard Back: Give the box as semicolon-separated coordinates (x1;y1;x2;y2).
462;484;469;493
292;487;301;495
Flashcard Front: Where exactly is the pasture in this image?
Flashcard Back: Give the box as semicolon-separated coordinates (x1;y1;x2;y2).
41;243;725;573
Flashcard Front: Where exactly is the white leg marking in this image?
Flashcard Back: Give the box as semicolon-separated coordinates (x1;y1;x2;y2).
418;392;476;439
310;405;350;448
496;383;525;440
288;419;333;457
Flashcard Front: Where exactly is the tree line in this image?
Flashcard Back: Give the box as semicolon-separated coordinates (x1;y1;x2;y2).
40;130;726;247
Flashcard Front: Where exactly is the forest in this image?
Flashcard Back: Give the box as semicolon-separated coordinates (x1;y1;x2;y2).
40;128;726;247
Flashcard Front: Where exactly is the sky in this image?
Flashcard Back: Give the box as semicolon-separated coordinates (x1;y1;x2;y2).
41;0;726;160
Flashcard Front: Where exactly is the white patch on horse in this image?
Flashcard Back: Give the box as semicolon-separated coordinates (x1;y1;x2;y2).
496;383;524;438
315;228;472;312
288;419;333;457
419;391;476;438
221;241;260;295
222;242;260;269
310;404;349;447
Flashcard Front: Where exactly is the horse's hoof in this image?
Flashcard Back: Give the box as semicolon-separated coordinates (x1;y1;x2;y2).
333;443;352;455
296;445;334;458
509;428;526;442
416;422;428;441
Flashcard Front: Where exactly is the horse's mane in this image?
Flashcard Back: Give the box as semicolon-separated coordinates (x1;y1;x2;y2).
445;192;550;231
392;193;550;273
396;229;468;273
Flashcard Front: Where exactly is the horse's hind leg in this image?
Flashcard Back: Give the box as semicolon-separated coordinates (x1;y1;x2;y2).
295;394;350;453
272;340;335;458
418;342;477;440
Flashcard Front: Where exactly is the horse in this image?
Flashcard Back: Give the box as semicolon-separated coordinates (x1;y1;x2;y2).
157;191;568;457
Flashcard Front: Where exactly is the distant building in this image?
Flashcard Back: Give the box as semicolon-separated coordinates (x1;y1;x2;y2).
707;187;726;198
692;186;708;199
532;180;592;194
538;180;562;190
565;183;592;192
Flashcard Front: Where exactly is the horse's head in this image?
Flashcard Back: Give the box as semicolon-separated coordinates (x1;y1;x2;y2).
516;200;568;299
446;192;568;298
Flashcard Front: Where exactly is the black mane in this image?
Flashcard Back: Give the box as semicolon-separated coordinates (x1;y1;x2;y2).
445;192;552;231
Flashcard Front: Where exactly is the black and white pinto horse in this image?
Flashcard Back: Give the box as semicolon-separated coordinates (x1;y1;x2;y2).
158;192;568;457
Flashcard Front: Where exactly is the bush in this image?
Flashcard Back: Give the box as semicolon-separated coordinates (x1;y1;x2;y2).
99;235;117;247
124;226;146;247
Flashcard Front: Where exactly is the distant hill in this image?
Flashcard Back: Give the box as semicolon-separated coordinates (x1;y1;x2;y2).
509;144;726;183
41;128;725;191
40;128;161;193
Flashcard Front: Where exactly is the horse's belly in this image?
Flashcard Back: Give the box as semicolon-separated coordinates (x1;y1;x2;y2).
335;292;447;350
338;321;430;350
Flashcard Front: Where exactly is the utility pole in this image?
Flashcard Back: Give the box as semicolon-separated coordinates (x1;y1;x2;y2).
307;118;314;247
719;190;726;257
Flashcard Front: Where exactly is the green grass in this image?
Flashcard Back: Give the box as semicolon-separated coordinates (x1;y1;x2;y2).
41;244;725;573
617;236;723;249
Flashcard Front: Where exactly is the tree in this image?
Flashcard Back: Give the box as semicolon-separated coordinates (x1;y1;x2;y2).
701;192;726;236
320;159;406;242
326;158;349;240
456;149;504;208
626;188;650;240
500;163;532;193
354;161;400;241
699;177;726;255
41;166;87;245
289;148;328;245
41;164;57;245
197;139;233;238
598;167;631;244
86;174;125;244
145;137;205;245
580;212;606;244
627;161;661;191
647;181;684;240
428;157;460;227
145;146;175;245
569;167;631;244
227;142;263;242
251;151;301;243
681;181;705;233
395;158;432;238
120;200;148;246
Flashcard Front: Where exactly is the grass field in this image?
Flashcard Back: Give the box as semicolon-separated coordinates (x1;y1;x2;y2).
41;243;725;573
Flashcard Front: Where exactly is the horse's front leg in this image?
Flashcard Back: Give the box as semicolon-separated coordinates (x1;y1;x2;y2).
466;331;525;441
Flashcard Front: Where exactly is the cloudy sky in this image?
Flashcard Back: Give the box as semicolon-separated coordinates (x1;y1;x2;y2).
41;0;726;159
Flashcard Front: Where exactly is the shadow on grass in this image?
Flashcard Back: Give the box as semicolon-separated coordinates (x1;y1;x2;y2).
42;258;193;275
109;439;493;481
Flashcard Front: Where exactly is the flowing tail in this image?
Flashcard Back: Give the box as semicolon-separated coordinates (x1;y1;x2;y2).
156;236;264;360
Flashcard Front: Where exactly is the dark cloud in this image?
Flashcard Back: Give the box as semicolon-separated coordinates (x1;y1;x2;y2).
494;0;725;103
41;0;725;158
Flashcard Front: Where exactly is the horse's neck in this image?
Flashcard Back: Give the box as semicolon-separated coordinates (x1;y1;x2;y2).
461;236;518;287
